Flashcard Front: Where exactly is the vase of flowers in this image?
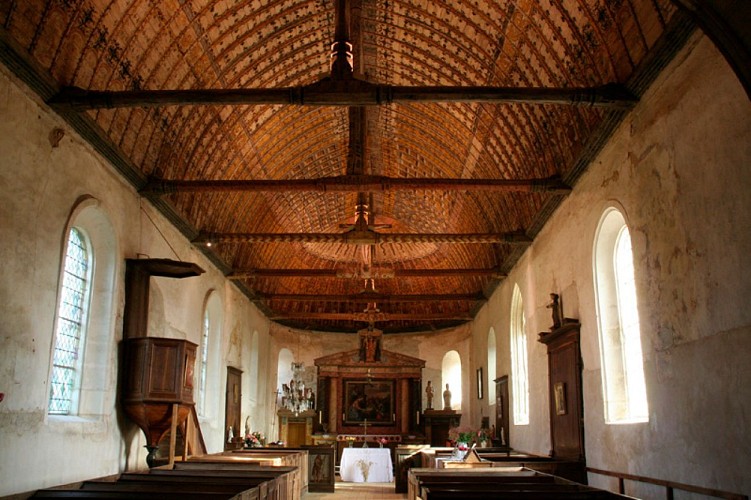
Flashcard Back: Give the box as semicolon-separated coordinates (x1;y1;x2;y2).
378;437;388;448
245;431;265;448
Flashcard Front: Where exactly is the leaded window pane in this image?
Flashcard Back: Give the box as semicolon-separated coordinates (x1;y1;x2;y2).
49;228;90;415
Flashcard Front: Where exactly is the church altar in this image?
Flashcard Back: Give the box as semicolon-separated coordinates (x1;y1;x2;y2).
339;447;394;482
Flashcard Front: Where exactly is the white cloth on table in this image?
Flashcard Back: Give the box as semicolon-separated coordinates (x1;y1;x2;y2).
339;447;394;482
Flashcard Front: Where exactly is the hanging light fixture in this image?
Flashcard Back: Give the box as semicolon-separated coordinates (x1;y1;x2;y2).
282;362;313;416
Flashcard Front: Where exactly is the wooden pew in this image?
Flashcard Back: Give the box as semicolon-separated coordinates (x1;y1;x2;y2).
228;448;308;492
420;487;625;500
31;491;237;499
174;460;301;500
408;467;634;500
116;472;278;498
31;463;295;500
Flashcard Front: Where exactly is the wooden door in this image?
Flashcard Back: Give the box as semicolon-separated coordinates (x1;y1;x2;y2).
287;421;307;447
494;375;509;446
224;366;243;450
539;322;584;461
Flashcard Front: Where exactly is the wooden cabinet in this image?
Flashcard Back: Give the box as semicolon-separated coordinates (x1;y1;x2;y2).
538;320;586;483
422;410;461;447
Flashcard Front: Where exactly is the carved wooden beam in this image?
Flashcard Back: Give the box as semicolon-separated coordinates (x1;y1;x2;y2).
143;175;570;195
269;311;473;322
228;267;506;279
258;292;484;302
195;230;532;245
48;81;637;111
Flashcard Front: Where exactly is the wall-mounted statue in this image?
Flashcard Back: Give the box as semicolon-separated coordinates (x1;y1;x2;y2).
425;380;434;409
443;384;452;410
358;326;382;362
547;293;563;330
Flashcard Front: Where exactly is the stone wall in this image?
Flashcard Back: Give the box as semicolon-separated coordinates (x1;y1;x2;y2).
0;65;273;495
471;34;751;495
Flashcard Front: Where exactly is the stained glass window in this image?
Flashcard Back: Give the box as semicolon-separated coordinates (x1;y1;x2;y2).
49;228;91;415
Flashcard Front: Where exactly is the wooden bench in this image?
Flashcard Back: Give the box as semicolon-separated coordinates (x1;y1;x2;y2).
31;491;238;499
174;460;301;500
408;467;635;500
31;463;296;500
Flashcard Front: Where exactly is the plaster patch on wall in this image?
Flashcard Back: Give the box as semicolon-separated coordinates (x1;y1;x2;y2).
227;322;242;361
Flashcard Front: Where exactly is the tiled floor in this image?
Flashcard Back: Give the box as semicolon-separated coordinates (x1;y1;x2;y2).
304;479;407;499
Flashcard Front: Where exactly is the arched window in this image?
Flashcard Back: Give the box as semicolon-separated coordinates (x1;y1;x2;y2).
198;308;210;416
49;228;92;415
441;351;462;410
510;284;529;425
48;198;117;418
487;328;497;405
198;290;222;418
248;331;260;407
594;208;649;423
277;348;295;393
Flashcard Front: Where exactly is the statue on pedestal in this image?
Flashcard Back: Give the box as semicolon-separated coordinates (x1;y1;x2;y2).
547;293;563;330
443;384;452;410
425;381;434;409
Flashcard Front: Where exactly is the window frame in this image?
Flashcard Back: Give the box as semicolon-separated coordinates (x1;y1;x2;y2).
593;206;649;424
46;197;118;422
509;284;529;425
48;227;93;415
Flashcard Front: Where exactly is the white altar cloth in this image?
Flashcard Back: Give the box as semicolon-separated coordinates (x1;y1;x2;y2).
339;447;394;482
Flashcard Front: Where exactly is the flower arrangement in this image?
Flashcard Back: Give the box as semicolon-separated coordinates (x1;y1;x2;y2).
448;425;477;445
245;431;265;448
345;436;357;447
377;437;388;448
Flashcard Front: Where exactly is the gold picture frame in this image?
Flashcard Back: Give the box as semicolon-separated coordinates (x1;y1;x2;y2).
554;382;567;416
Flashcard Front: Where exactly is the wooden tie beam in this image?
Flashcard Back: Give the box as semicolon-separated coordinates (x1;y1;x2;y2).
196;230;532;245
48;82;637;110
142;175;571;194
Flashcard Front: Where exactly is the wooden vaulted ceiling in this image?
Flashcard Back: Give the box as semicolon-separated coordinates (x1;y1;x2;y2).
1;0;689;333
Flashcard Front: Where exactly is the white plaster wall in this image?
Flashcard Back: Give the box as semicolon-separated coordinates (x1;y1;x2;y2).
0;65;272;496
470;34;751;495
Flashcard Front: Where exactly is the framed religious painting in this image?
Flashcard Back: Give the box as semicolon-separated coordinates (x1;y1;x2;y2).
304;445;335;492
343;380;394;425
554;382;567;416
